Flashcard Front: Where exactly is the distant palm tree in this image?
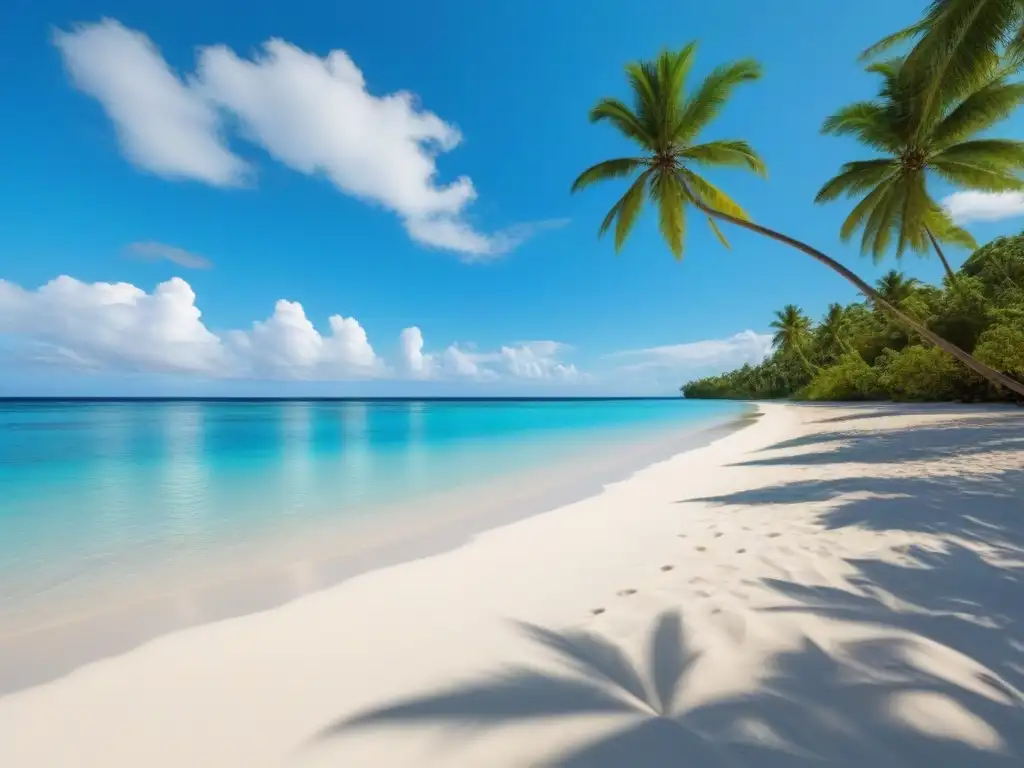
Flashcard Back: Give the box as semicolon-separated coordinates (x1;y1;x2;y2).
818;302;855;358
875;270;923;307
770;305;817;374
816;56;1024;284
571;44;1024;398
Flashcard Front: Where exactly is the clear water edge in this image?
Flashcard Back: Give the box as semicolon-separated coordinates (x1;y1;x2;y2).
0;399;751;638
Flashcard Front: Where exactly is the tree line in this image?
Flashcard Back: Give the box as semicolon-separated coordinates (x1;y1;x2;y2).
681;233;1024;402
570;0;1024;400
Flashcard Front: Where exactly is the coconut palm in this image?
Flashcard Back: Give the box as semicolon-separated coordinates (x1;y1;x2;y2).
770;305;817;374
570;45;765;258
817;303;855;358
572;44;1024;398
863;0;1024;110
816;56;1024;286
876;270;923;306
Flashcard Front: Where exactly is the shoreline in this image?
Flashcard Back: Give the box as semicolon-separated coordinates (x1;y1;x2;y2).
0;407;755;695
2;401;1022;767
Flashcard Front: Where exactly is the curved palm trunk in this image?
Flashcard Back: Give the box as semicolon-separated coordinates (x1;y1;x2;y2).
924;225;960;288
688;197;1024;398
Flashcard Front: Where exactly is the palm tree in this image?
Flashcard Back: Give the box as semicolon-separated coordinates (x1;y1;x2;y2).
770;305;817;374
815;56;1024;285
818;302;856;358
571;44;1024;398
863;1;1024;110
875;270;922;306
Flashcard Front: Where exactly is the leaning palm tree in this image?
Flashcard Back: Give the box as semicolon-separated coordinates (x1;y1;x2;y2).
571;44;1024;398
815;56;1024;285
770;305;817;374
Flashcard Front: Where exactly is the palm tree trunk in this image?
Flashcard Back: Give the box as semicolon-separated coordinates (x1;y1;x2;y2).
687;198;1024;398
924;224;960;288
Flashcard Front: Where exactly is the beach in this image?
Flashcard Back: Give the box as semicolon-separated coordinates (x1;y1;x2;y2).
1;401;1022;766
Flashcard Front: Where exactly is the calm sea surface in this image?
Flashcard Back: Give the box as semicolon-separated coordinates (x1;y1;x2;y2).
0;398;748;626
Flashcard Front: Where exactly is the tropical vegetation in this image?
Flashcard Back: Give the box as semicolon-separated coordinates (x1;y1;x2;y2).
571;0;1024;399
681;233;1024;402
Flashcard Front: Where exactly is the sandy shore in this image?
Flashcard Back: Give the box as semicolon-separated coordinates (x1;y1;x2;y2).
1;402;1022;767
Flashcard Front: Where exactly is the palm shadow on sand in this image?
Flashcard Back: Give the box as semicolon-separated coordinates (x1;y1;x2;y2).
310;608;1023;766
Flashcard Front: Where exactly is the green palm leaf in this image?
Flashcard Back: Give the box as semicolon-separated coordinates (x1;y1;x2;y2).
815;159;899;203
572;44;763;259
571;158;647;193
680;140;766;176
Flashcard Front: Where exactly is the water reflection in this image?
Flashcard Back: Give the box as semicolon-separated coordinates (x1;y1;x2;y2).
279;402;314;516
338;402;372;507
161;402;209;546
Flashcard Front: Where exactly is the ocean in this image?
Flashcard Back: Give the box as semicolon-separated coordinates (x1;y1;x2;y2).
0;397;749;674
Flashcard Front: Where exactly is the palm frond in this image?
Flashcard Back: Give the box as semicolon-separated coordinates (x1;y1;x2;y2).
932;80;1024;147
650;171;686;259
860;181;905;260
815;159;899;203
673;59;761;142
932;138;1024;169
588;98;655;147
678;169;750;220
839;181;895;242
606;170;652;251
706;216;731;249
930;157;1024;190
820;101;902;153
860;18;930;60
571;158;647;193
679;139;766;176
894;173;932;256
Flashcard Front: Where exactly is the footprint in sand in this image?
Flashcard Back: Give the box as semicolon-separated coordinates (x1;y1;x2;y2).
591;607;606;616
714;532;724;539
617;588;637;597
678;534;687;539
660;565;674;572
696;546;707;552
736;548;747;554
767;532;781;539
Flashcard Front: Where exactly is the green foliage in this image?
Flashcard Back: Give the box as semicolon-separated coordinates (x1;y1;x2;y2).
876;346;963;401
571;45;764;259
806;353;882;401
816;48;1024;280
682;231;1024;403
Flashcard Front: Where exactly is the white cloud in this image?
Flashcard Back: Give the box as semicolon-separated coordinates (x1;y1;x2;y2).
55;20;556;258
609;330;773;377
0;276;583;385
0;276;379;379
53;20;248;186
127;241;213;269
0;275;227;374
398;326;432;378
943;191;1024;224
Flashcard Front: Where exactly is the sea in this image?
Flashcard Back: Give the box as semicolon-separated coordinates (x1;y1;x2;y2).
0;397;750;691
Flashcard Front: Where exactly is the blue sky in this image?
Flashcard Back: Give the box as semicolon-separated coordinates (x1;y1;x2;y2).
2;0;1023;396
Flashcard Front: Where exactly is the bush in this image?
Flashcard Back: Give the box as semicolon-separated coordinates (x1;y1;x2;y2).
974;323;1024;377
806;353;881;401
876;346;963;401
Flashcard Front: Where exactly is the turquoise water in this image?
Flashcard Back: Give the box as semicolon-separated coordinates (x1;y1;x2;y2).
0;398;747;624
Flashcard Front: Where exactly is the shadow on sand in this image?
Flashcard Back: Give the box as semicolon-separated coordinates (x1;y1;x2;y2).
313;608;1023;766
309;408;1024;765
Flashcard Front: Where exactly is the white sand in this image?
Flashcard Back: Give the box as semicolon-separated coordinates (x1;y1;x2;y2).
1;402;1022;767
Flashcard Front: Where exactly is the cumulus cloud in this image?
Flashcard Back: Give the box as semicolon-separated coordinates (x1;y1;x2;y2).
53;20;247;186
127;241;213;269
943;191;1024;224
0;276;379;379
609;330;773;377
0;276;583;385
55;19;555;258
